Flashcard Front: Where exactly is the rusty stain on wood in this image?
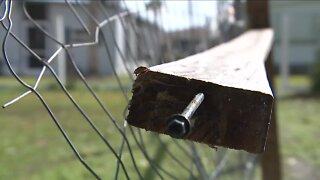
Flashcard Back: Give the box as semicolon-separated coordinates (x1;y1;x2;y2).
127;29;274;153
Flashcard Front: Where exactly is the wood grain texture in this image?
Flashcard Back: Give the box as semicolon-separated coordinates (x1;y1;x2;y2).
127;29;274;153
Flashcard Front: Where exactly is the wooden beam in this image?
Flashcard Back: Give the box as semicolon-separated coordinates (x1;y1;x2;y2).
246;0;282;179
127;29;274;153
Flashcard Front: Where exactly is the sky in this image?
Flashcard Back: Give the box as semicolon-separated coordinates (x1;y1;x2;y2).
124;1;218;32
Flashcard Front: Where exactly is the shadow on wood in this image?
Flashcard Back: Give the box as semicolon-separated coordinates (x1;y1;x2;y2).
127;29;274;153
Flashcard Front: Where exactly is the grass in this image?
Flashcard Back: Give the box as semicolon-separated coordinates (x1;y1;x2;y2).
0;75;320;179
277;96;320;179
275;75;320;179
0;75;139;179
275;75;312;88
0;87;127;179
0;76;223;180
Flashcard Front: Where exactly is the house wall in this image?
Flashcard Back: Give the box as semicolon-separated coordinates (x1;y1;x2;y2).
0;1;162;77
47;3;118;76
270;1;320;73
0;2;25;76
0;1;126;76
135;19;162;65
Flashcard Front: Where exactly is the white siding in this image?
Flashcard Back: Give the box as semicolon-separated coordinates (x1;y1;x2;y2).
271;1;320;71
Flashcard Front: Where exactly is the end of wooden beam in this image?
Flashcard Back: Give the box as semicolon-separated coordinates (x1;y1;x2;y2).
127;29;274;153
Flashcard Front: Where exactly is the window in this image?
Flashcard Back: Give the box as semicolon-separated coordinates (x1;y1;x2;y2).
25;2;47;20
28;27;45;49
28;27;45;68
24;3;47;69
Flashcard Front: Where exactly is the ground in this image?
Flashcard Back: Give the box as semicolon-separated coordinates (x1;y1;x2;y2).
278;96;320;180
276;75;320;180
0;75;319;179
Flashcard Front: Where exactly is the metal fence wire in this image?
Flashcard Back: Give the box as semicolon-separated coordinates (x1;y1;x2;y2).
1;0;259;179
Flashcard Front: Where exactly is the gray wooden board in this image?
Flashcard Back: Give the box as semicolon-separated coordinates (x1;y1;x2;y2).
127;29;274;153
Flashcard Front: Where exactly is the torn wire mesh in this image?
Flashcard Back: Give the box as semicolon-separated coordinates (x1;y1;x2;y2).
1;0;258;179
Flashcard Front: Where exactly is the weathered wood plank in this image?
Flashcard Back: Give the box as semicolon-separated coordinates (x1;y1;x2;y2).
127;29;274;153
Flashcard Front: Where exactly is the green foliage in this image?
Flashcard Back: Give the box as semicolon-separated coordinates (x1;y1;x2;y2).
311;49;320;93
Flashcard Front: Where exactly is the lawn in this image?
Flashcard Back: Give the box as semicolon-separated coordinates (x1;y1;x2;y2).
0;75;319;179
275;75;320;179
278;96;320;180
0;80;130;179
0;76;224;180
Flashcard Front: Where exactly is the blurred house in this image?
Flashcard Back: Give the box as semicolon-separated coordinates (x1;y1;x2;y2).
164;26;215;60
133;15;162;66
270;1;320;74
0;0;160;76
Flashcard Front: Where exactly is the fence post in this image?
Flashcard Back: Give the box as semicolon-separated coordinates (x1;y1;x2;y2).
246;1;282;180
